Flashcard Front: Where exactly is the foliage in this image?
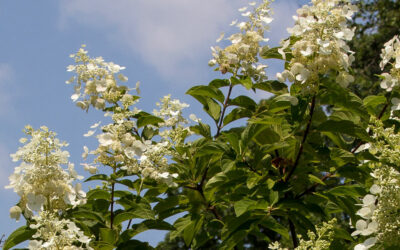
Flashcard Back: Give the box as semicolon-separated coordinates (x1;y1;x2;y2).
349;0;400;96
4;0;400;249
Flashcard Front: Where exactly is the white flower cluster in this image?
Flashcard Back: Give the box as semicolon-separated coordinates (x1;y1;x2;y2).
67;47;183;186
153;94;191;145
353;164;400;250
296;219;336;250
353;118;400;249
83;95;189;186
209;0;272;82
378;35;400;112
6;126;85;219
28;211;92;250
277;0;357;88
269;218;336;250
66;45;135;111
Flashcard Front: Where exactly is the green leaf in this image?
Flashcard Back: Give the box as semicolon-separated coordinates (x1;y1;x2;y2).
116;179;135;189
186;85;225;103
3;226;35;250
85;174;109;182
223;132;240;154
221;212;260;241
317;120;371;142
334;227;354;241
253;80;288;95
137;113;164;128
72;210;105;223
240;76;253;90
117;240;153;250
183;216;204;246
325;185;365;198
209;78;230;88
308;174;326;186
204;172;228;191
113;212;137;226
269;94;298;112
129;202;156;220
87;188;111;200
330;147;356;167
234;199;257;217
170;216;192;241
190;122;211;138
229;95;256;110
259;217;290;240
230;76;242;85
269;191;279;205
363;95;386;108
132;220;175;233
260;46;284;60
223;107;252;126
154;195;188;215
91;241;115;250
206;98;222;121
100;228;117;244
141;126;158;140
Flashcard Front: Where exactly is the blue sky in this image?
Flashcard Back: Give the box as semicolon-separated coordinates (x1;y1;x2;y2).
0;0;306;247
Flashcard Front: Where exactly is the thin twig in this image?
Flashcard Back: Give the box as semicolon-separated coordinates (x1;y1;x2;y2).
215;82;234;137
285;94;317;182
288;218;298;248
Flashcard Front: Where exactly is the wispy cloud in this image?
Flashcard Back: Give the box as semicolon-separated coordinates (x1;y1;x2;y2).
59;0;243;80
59;1;299;82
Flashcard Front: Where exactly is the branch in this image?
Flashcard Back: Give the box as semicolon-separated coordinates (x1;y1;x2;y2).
288;218;298;248
183;168;222;220
285;94;317;182
215;82;234;137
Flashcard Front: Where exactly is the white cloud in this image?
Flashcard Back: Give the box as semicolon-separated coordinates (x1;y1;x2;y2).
60;0;243;80
59;0;299;82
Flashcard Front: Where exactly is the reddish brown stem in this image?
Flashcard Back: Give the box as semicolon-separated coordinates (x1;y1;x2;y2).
285;94;316;182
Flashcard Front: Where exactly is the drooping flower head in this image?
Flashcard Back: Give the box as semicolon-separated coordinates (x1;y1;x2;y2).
6;126;85;218
209;0;273;82
277;0;357;89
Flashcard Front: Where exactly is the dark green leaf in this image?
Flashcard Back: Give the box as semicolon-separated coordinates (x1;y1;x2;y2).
253;80;288;95
137;113;164;128
87;188;111;200
317;120;371;142
209;78;230;88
